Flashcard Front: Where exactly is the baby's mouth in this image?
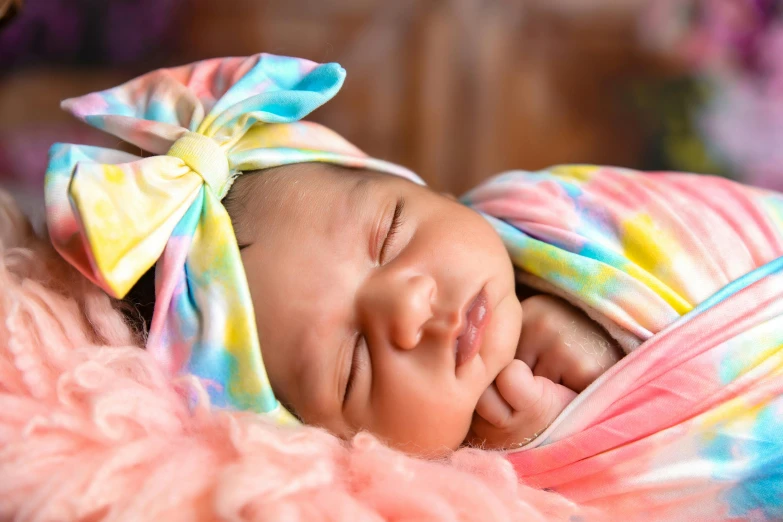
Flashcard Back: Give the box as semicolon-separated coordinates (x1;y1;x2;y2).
455;287;491;369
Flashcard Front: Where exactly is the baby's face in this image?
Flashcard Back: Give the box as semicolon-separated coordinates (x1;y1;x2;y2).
235;165;521;454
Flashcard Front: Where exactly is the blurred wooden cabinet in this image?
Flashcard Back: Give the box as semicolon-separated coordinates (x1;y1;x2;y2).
179;0;660;193
1;0;663;194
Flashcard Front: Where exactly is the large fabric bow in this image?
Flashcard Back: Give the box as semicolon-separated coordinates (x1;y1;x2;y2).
45;53;420;420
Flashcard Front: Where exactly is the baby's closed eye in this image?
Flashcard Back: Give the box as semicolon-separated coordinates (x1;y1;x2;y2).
343;334;368;405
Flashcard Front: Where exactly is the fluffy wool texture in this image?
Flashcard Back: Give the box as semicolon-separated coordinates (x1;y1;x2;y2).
0;189;588;522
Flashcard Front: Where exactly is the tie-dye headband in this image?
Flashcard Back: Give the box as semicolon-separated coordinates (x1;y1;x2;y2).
44;53;423;423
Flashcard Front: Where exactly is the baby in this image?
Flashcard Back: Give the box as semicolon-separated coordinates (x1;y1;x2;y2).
46;53;623;456
130;161;623;454
226;163;623;454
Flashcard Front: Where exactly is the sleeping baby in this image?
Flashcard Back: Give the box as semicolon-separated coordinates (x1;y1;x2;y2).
43;53;783;519
45;52;620;456
224;163;623;453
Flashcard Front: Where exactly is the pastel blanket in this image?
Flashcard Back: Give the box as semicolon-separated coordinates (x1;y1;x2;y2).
463;165;783;520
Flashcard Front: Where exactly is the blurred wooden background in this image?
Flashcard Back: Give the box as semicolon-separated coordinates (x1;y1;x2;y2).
0;0;673;194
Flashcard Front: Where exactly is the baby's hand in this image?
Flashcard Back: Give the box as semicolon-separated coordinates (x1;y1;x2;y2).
466;359;576;449
516;295;622;393
466;295;622;450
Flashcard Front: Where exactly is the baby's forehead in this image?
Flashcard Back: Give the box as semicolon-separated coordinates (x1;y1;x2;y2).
241;163;383;202
227;163;405;243
235;164;408;216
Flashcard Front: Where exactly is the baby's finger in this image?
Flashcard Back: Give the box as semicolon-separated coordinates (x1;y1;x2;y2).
494;359;538;412
532;348;567;385
496;360;576;427
561;355;605;392
474;381;514;429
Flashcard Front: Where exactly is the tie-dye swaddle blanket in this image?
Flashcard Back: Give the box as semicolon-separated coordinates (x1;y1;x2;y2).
463;166;783;520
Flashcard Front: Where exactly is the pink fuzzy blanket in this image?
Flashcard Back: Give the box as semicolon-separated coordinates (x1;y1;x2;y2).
0;189;590;522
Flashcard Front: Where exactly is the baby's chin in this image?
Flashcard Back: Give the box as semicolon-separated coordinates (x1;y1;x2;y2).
380;424;474;457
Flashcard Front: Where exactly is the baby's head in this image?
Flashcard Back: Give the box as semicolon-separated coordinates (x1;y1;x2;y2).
44;52;523;456
223;162;521;454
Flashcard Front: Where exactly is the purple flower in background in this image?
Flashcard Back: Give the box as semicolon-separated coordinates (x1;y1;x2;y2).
642;0;778;72
0;0;185;70
697;0;776;72
0;0;186;190
0;0;82;67
641;0;783;189
105;0;182;65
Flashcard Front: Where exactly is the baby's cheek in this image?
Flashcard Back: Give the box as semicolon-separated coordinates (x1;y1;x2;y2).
482;291;522;377
369;385;474;455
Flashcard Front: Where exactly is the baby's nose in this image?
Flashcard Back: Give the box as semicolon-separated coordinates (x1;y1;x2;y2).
363;272;435;350
392;274;435;350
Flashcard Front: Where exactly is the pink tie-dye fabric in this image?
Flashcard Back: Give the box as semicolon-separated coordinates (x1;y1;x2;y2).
463;166;783;520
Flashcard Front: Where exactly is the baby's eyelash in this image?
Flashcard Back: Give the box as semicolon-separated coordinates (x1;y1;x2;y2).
379;198;405;263
344;334;365;403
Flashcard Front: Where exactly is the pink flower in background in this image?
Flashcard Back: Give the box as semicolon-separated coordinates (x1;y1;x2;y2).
641;0;783;189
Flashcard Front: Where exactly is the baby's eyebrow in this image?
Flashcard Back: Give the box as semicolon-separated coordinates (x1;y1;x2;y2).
348;176;373;211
